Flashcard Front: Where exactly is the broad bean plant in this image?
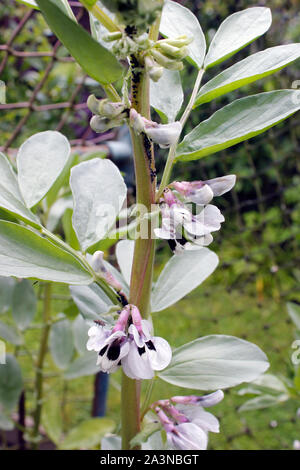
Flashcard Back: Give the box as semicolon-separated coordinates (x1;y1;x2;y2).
1;0;300;450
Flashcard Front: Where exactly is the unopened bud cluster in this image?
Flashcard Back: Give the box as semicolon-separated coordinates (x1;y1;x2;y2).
87;95;128;133
145;35;193;81
104;31;151;60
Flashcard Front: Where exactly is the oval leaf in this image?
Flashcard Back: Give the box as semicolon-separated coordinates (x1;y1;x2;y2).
115;239;135;287
50;318;74;369
204;7;272;69
152;248;219;312
64;352;100;379
150;69;183;123
159;335;269;390
196;44;300;106
177;90;300;161
239;394;288;412
70;283;114;322
0;321;23;346
60;417;115;450
17;131;70;208
0;152;40;226
0;276;16;314
0;221;92;285
36;0;123;84
12;279;37;331
0;354;23;411
160;0;206;69
70;158;127;251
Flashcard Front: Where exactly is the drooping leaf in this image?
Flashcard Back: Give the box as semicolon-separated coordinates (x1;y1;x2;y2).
239;394;288;412
115;239;135;287
0;221;92;285
0;321;23;346
70;159;127;251
70;283;114;322
159;335;269;390
0;355;23;411
0;152;40;227
196;44;300;106
287;302;300;330
72;314;90;356
50;318;74;370
42;396;63;445
177;90;300;161
0;277;16;314
204;7;272;69
160;0;206;69
12;279;37;331
36;0;123;84
150;69;184;123
151;248;219;312
17;131;71;208
64;352;100;379
60;417;115;450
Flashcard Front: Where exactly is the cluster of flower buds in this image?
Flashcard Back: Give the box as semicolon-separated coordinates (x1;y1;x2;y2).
152;390;224;450
87;95;128;133
101;0;163;33
145;35;193;81
87;303;172;379
130;108;182;148
103;30;151;60
154;175;236;253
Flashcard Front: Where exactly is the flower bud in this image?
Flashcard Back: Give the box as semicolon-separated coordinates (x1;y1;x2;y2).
157;43;189;60
145;56;164;82
145;121;182;148
150;49;184;71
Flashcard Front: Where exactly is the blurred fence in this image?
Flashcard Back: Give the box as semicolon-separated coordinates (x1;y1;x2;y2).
0;0;300;302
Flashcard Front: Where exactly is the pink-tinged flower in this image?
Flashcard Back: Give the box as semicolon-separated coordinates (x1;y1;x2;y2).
172;390;224;407
154;190;225;253
155;407;208;450
130;108;182;148
171;175;236;204
87;307;130;373
91;251;123;291
122;307;172;380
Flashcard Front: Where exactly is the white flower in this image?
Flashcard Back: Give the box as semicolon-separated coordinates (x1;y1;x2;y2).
122;319;172;380
87;325;129;373
171;175;236;204
167;422;208;450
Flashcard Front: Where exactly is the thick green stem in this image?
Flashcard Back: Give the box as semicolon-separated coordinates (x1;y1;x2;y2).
121;59;156;450
32;283;52;448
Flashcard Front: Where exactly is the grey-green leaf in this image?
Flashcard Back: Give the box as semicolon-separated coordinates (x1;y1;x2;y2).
70;159;127;251
159;335;269;390
42;396;63;445
0;321;23;346
160;0;206;69
0;276;16;314
64;352;100;379
36;0;123;84
0;354;23;411
150;69;183;123
50;318;74;369
0;221;92;285
204;7;272;69
287;302;300;330
0;81;5;104
17;131;71;208
177;90;300;161
115;240;135;287
239;394;288;412
0;152;40;226
70;283;114;323
152;248;219;312
72;315;90;356
12;279;37;330
196;44;300;106
60;417;115;450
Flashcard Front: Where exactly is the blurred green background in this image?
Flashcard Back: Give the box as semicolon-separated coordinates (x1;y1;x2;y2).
1;0;300;449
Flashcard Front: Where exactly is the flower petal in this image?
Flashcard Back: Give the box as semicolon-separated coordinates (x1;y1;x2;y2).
205;175;236;197
122;342;154;380
149;336;172;371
